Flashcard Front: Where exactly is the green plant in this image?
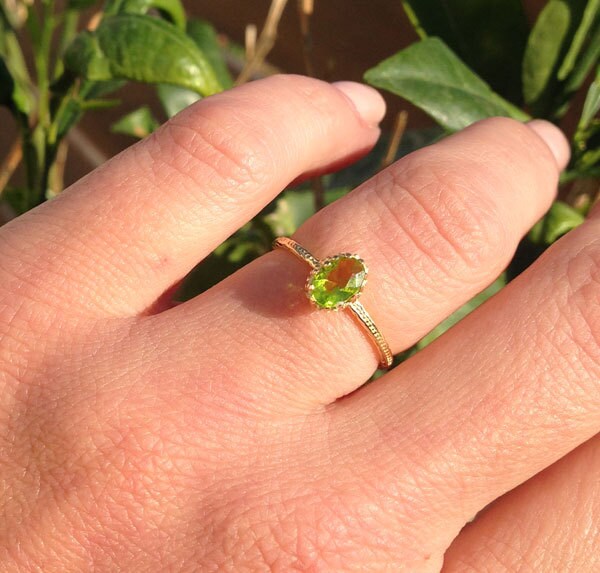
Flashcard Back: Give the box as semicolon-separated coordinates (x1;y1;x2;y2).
0;0;231;213
366;0;600;245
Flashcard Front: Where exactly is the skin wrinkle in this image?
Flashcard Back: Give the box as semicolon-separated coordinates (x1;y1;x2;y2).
152;116;271;206
1;71;598;570
328;221;600;544
564;242;600;362
342;399;472;548
377;167;503;286
0;212;142;317
444;437;600;572
370;174;452;284
534;305;597;415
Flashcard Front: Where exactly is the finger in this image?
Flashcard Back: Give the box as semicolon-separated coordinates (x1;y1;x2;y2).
0;76;384;317
443;434;600;572
334;211;600;537
159;117;565;410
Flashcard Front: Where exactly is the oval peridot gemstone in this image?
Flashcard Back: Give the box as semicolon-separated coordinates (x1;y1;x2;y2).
308;256;366;309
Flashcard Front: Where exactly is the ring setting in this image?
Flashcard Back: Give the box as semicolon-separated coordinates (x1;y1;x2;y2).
273;237;393;369
306;253;367;310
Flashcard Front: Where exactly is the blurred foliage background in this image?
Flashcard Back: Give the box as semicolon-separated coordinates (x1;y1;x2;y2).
0;0;598;369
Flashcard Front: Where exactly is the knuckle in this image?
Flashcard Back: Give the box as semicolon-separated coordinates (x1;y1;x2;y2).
142;106;275;208
369;159;508;283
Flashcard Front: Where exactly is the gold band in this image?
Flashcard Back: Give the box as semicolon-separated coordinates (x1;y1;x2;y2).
273;237;393;369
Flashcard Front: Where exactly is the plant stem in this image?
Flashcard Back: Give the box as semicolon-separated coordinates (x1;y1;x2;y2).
381;111;408;169
244;24;257;62
20;124;38;209
0;137;22;195
297;0;315;77
560;167;600;184
48;139;68;197
35;1;55;130
30;0;58;206
53;8;79;79
236;0;288;85
295;0;324;211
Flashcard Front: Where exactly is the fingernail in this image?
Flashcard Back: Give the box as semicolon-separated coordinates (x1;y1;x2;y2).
527;119;571;170
332;81;386;127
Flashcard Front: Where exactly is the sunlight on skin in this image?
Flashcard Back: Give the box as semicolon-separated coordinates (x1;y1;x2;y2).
0;75;597;572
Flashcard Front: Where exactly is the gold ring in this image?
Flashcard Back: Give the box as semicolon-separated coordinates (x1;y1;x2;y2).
273;237;393;369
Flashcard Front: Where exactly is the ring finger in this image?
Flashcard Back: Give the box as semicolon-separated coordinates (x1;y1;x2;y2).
154;116;567;410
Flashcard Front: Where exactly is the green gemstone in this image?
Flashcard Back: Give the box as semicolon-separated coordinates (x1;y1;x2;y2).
308;256;366;309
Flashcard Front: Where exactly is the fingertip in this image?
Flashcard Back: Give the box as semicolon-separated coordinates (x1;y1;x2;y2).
331;81;386;127
527;120;571;171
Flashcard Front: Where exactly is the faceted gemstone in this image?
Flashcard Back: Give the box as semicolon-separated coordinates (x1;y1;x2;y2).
308;256;366;309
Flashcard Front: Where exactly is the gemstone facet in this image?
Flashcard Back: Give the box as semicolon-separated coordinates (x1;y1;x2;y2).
307;255;367;309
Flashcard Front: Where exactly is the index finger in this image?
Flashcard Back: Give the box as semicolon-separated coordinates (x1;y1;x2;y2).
0;76;384;317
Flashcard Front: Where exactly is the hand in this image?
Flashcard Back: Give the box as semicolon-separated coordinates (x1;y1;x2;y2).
0;75;598;572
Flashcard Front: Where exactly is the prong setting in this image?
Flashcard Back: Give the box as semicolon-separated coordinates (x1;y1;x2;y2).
305;253;368;310
273;237;392;368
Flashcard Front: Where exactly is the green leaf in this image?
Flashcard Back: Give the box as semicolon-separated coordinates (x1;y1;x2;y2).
575;144;600;171
0;54;31;116
156;18;232;118
264;188;349;236
187;19;232;89
522;0;594;115
364;38;528;133
85;81;123;99
156;83;200;118
103;0;186;29
79;98;120;110
0;13;33;115
522;0;572;107
53;98;83;142
417;274;506;349
111;106;159;138
558;0;600;79
156;19;231;119
564;17;600;95
64;14;222;95
529;201;585;245
580;67;600;129
401;0;528;103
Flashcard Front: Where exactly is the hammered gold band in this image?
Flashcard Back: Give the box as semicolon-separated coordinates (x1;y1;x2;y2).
273;237;393;369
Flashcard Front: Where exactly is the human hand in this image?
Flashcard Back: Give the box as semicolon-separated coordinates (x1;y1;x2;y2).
0;75;598;572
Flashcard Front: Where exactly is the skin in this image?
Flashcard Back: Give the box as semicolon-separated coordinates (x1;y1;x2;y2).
0;74;598;572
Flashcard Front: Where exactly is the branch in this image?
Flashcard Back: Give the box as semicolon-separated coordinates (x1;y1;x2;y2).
381;111;408;170
236;0;289;85
0;137;23;195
